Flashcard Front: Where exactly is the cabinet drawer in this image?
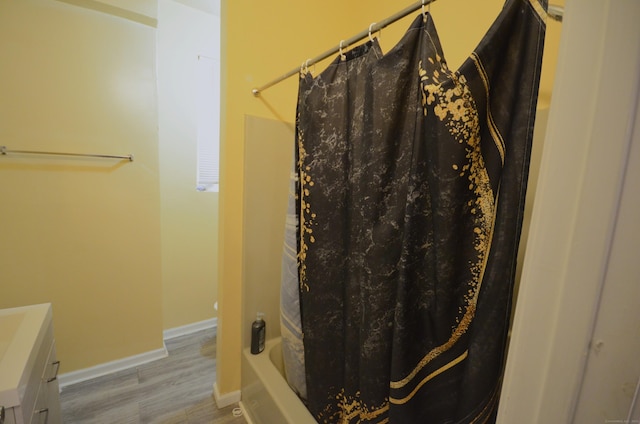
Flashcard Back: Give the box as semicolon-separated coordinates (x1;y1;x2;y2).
17;325;53;424
29;384;47;424
41;343;61;424
41;342;60;386
1;406;17;424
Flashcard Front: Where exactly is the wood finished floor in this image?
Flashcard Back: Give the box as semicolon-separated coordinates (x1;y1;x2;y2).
60;328;247;424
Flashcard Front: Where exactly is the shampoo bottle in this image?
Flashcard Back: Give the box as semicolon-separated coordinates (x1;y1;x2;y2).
251;312;266;354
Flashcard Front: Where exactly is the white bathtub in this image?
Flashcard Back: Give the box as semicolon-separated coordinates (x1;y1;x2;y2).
241;337;317;424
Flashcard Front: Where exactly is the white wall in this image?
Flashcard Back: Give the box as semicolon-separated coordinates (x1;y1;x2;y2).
156;0;221;329
498;1;640;422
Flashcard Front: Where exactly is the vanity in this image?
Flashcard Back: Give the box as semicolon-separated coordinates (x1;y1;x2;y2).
0;304;61;424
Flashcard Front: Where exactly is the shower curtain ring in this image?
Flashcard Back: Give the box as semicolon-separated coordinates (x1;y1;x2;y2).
339;40;347;61
305;59;312;74
369;23;377;42
422;0;428;21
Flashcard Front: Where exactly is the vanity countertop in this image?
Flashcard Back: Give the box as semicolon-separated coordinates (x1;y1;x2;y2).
0;303;52;408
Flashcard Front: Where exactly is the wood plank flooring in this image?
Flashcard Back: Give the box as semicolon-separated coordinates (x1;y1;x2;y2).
60;328;247;424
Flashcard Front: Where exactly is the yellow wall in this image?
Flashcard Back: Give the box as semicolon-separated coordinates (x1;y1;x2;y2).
0;0;221;373
0;0;162;372
218;0;563;395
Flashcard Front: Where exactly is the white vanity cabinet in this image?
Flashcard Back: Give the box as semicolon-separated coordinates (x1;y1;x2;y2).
0;304;61;424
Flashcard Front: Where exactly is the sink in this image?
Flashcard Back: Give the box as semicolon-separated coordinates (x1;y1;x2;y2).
0;312;26;361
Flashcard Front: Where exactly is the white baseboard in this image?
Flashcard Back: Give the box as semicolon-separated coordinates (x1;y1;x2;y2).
162;317;217;340
213;382;241;408
58;318;217;388
58;346;168;388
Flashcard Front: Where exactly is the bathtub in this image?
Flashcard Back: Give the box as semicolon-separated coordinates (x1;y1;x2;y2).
241;337;317;424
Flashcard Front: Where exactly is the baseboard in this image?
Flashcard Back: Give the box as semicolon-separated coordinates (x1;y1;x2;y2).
58;318;217;389
163;317;217;340
213;382;241;408
58;346;168;388
238;401;255;424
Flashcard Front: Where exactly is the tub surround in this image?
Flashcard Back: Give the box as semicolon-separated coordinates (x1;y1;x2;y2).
241;337;316;424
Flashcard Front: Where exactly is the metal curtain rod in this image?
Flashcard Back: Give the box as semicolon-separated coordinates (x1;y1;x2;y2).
0;146;134;162
251;1;564;96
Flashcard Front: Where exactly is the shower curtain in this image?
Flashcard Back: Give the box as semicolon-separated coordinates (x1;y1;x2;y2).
283;0;547;422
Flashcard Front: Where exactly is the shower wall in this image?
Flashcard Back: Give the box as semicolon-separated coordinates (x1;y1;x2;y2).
242;115;294;351
514;107;549;304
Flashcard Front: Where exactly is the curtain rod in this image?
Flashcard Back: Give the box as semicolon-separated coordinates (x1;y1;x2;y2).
252;1;564;96
0;146;134;162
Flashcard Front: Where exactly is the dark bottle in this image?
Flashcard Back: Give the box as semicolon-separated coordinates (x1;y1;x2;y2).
250;312;266;354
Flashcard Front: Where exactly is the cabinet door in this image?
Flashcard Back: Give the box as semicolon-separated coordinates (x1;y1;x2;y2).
42;344;61;424
2;406;17;424
30;385;47;424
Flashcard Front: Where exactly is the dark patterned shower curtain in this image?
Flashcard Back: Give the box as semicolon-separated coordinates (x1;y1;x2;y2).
290;0;547;422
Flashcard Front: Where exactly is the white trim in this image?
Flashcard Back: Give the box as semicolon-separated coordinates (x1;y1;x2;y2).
58;346;168;388
213;382;241;408
239;401;256;424
57;319;217;389
498;1;640;422
162;317;217;340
